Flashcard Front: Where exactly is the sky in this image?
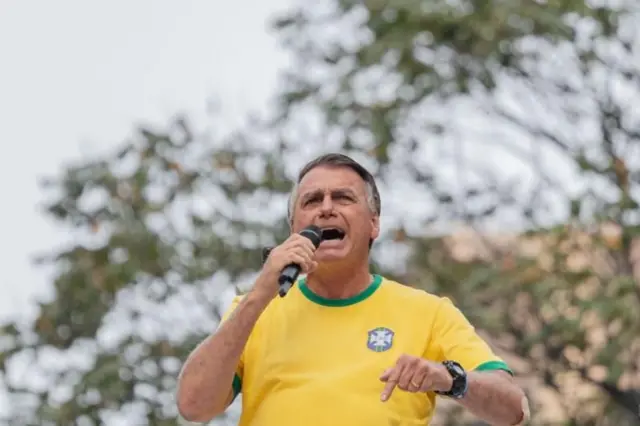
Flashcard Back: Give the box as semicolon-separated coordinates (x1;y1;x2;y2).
0;1;635;423
0;0;295;323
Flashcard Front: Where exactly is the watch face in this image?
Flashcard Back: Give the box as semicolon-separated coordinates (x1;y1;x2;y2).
452;363;465;376
445;361;465;376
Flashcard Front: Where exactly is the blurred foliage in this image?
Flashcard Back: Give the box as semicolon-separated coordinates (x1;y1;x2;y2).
1;0;640;425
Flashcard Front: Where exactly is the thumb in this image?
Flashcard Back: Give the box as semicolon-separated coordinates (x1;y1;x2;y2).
379;367;394;381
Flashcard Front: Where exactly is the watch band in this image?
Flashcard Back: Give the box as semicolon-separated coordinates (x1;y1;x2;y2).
435;360;468;399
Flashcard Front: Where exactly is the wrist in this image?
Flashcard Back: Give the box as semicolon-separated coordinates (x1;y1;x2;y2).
246;287;274;306
435;360;468;399
434;365;454;392
247;273;278;305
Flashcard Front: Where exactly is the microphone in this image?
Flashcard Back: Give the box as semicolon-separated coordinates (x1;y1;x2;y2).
278;225;323;297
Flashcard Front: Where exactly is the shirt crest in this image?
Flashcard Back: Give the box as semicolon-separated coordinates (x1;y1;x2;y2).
367;327;394;352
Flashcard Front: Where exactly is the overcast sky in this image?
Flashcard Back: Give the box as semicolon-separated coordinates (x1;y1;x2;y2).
0;0;294;322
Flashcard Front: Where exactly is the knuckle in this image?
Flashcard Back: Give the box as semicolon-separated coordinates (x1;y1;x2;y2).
284;236;299;246
398;354;411;363
301;244;312;253
270;246;282;255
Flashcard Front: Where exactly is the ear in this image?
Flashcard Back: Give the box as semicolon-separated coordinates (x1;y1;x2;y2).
289;216;302;235
370;215;380;240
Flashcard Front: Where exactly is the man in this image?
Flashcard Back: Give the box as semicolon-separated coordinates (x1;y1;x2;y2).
177;153;529;425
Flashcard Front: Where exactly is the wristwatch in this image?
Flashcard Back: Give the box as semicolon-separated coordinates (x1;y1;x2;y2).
435;360;468;399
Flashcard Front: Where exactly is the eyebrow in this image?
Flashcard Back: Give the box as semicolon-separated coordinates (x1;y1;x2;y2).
300;188;358;202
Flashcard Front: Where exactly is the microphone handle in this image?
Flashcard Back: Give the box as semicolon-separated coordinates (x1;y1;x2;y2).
279;281;294;297
278;264;300;297
266;225;322;298
263;248;298;297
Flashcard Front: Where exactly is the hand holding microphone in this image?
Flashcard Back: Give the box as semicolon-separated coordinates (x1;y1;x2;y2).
255;225;322;299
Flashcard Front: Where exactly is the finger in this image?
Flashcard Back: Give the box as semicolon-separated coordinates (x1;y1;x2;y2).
381;365;403;402
289;254;313;273
397;361;418;391
293;249;315;272
300;242;316;258
379;367;394;381
419;374;434;393
286;238;316;259
298;238;318;257
409;365;427;392
291;234;318;250
289;245;313;259
307;261;318;273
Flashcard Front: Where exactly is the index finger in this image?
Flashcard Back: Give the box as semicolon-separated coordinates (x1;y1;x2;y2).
302;235;320;250
381;365;403;402
301;237;318;254
290;234;318;250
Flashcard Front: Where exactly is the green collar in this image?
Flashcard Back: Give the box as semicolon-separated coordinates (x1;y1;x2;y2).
298;274;382;307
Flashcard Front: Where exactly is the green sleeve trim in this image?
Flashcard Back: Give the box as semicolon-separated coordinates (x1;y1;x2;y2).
231;374;242;401
474;360;513;376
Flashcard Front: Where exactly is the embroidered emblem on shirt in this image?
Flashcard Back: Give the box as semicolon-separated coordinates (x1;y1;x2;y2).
367;327;394;352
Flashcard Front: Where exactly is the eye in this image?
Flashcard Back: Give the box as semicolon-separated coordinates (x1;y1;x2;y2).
333;193;354;202
303;196;321;206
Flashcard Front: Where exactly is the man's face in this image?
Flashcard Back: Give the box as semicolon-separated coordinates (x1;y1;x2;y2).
291;165;380;263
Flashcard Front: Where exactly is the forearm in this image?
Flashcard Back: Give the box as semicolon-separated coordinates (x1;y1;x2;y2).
458;371;528;425
176;290;270;422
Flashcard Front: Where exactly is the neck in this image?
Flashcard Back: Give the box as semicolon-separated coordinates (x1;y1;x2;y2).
305;261;372;299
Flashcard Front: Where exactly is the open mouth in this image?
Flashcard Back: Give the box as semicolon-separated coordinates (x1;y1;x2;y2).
321;228;346;241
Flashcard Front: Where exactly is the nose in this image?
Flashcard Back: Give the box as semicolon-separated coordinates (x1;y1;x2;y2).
319;193;335;218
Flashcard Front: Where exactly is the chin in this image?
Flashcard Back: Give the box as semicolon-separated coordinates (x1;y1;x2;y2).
315;244;350;262
315;252;347;263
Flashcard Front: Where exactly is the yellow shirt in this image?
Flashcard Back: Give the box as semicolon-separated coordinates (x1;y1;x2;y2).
221;274;510;426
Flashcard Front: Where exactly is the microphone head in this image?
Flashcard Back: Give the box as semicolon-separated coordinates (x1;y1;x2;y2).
300;224;323;248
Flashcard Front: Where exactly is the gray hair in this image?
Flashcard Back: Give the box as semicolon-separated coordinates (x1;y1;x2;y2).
286;153;381;224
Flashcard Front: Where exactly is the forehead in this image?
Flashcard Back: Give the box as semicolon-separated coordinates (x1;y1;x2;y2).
297;165;366;194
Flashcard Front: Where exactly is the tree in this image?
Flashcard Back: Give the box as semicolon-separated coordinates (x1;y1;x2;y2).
0;120;296;425
271;0;640;423
1;0;639;425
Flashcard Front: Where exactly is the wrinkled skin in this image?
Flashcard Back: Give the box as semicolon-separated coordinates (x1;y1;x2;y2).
290;165;380;266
